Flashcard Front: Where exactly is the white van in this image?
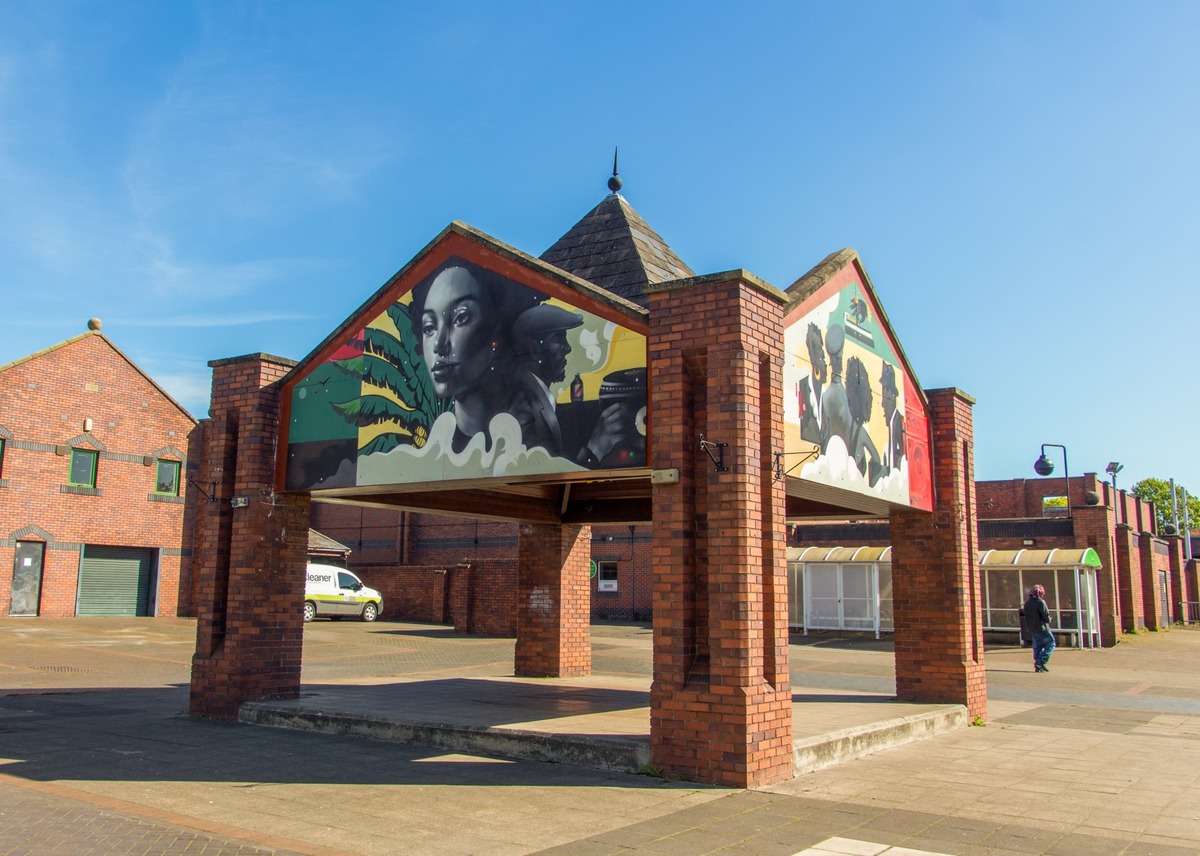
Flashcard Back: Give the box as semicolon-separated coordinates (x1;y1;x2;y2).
303;564;383;623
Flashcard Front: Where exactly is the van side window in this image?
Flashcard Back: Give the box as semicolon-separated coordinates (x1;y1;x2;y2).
337;572;359;590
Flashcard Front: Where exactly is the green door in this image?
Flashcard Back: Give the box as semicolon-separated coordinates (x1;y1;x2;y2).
77;546;156;616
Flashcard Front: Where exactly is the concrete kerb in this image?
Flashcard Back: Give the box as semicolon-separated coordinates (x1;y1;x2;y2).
791;704;967;776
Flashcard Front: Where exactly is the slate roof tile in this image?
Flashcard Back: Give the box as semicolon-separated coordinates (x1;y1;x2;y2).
540;193;694;307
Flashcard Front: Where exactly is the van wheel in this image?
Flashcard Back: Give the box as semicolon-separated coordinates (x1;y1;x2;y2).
361;603;378;622
302;601;317;623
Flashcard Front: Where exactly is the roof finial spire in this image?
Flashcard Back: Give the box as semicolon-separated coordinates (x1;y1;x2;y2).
607;147;623;194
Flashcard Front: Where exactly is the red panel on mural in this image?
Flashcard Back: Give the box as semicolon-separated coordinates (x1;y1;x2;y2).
903;373;933;512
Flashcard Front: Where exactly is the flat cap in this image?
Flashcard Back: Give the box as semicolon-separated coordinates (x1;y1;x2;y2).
513;303;584;340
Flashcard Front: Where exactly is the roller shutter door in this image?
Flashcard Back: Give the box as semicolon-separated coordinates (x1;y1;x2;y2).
77;546;155;616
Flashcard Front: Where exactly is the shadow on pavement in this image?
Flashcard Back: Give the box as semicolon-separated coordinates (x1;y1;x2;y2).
0;687;678;790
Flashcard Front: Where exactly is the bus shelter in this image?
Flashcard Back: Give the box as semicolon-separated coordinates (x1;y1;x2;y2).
787;545;893;638
979;548;1103;649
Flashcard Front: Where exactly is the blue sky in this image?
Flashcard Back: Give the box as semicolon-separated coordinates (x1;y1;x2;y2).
2;1;1197;496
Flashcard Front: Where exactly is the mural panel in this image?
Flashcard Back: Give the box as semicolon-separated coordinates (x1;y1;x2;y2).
783;264;932;511
286;257;647;489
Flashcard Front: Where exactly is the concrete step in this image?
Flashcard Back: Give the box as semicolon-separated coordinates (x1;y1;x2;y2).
240;697;968;781
239;700;653;774
792;704;968;776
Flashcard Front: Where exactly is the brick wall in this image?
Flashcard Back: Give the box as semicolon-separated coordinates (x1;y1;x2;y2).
1139;533;1174;628
0;331;197;617
978;476;1158;536
590;524;652;620
447;559;517;636
310;503;654;625
364;565;448;623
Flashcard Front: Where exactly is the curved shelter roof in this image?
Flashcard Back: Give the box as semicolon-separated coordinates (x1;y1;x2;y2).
789;545;893;563
787;546;1103;569
978;548;1102;568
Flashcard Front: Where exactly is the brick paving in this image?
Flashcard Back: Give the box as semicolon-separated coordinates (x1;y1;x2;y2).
2;618;1200;854
0;782;296;856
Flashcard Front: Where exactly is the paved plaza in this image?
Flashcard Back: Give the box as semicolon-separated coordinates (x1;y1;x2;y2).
2;617;1200;854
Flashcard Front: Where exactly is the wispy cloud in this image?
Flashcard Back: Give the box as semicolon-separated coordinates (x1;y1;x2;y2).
0;6;399;319
122;310;313;328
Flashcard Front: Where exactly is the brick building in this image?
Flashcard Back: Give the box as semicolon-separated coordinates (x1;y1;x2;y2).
0;321;198;617
308;505;652;627
315;472;1193;649
781;473;1197;647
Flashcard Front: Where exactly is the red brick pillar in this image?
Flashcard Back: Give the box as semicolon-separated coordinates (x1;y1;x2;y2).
1114;524;1143;632
646;272;791;788
1072;503;1120;646
890;388;986;720
1165;536;1184;624
189;354;310;720
515;524;591;677
1187;558;1200;620
1139;533;1165;629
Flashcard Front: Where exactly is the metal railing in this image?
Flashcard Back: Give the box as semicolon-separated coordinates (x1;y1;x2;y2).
1180;602;1200;624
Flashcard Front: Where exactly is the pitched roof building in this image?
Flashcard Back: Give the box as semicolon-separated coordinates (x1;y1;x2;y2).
0;320;198;617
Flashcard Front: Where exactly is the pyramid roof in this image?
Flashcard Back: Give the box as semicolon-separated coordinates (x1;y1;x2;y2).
540;193;694;307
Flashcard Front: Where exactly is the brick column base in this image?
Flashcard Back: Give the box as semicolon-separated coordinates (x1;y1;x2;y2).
650;682;792;787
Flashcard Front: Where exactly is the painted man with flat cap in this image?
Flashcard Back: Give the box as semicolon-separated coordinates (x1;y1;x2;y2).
509;303;584;456
508;303;630;465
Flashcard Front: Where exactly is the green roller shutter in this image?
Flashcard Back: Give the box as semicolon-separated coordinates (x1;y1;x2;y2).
77;546;155;616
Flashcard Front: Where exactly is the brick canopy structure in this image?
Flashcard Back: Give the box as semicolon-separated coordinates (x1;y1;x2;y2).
187;180;984;787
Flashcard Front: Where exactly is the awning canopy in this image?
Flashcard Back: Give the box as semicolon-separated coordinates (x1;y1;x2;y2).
978;548;1101;569
788;545;892;563
788;546;1102;570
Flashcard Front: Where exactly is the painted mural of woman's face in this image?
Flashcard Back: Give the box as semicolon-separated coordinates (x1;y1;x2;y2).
420;267;497;400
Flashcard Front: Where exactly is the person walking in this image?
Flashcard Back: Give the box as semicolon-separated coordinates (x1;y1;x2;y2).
1023;584;1056;673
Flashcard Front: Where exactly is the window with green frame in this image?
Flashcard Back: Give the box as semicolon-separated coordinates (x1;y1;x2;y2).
69;448;98;487
0;437;5;478
155;459;181;495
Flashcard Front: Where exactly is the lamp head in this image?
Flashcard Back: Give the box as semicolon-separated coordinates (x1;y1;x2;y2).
1034;454;1055;477
1106;461;1124;476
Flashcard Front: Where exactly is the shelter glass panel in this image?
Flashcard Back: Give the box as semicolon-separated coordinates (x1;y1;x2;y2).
787;562;804;627
877;565;894;632
807;566;840;629
841;563;874;630
985;570;1022;629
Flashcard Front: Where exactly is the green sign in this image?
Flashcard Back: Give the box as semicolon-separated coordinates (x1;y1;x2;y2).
589;560;597;579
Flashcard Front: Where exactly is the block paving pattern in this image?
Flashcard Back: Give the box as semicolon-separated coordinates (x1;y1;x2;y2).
4;619;1200;855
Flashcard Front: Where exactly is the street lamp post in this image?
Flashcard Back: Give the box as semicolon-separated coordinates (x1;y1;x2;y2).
1034;443;1071;518
1106;461;1124;524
